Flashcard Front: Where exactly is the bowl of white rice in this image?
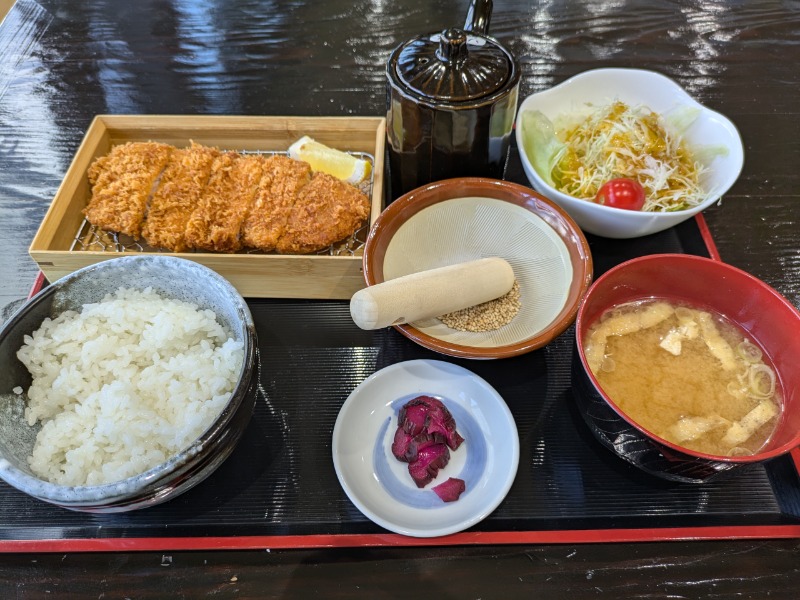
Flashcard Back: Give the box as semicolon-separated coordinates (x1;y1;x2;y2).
0;256;258;512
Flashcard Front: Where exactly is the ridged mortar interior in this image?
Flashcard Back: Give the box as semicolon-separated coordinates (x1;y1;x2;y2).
383;197;573;348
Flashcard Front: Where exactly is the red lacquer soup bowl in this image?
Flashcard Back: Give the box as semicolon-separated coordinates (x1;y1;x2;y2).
572;254;800;483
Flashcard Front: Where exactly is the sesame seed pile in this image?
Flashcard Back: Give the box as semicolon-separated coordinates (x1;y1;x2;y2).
438;280;521;332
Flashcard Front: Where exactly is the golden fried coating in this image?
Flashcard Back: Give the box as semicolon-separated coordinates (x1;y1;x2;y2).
141;142;219;252
184;153;265;253
83;141;372;255
241;155;312;251
83;142;173;239
275;171;371;254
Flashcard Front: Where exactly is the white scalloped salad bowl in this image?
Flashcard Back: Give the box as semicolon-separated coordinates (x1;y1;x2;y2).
515;68;745;239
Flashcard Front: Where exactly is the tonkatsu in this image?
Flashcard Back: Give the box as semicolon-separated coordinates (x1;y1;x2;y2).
82;140;371;255
184;152;264;253
241;155;312;252
141;142;219;252
276;171;371;254
83;141;173;239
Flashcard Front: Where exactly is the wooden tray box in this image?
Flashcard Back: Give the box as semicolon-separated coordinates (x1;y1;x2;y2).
29;115;386;299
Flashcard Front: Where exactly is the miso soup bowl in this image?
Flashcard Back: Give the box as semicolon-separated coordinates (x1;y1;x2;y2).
573;254;800;483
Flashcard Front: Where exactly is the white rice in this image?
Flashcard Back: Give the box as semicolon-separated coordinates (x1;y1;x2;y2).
16;287;244;487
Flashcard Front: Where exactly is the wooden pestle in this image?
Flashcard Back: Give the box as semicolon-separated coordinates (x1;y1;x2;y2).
349;257;515;330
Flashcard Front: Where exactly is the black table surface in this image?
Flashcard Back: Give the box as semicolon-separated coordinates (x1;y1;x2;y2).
0;0;799;597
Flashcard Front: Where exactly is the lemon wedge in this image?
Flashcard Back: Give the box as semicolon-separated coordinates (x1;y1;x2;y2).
288;136;371;184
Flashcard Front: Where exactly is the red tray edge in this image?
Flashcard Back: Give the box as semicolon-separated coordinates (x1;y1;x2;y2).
3;523;800;554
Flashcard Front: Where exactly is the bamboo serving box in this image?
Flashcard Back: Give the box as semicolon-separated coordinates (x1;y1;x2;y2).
29;114;386;299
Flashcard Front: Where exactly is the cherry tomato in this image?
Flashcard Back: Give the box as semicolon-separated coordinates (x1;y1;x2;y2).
594;178;646;211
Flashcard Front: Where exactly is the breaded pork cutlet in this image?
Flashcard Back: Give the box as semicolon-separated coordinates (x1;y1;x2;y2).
141;142;219;252
276;171;370;254
241;155;312;251
184;152;264;253
83;141;173;239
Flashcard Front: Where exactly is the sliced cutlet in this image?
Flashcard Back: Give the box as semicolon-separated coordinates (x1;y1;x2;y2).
241;155;312;251
276;171;371;254
184;152;264;253
83;141;173;239
141;142;219;252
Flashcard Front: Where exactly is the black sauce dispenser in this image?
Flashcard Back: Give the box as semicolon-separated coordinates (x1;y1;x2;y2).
386;0;520;200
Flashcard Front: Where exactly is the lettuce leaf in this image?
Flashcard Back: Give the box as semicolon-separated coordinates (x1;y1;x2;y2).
692;143;730;165
663;105;730;166
663;105;702;136
519;110;566;187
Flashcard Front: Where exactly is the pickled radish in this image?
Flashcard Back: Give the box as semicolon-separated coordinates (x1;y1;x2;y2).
391;396;466;499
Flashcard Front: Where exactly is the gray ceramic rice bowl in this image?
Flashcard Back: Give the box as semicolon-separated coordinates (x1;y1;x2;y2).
0;256;258;512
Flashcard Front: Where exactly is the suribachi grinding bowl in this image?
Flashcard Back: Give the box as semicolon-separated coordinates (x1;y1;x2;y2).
363;177;593;359
572;254;800;483
0;256;258;512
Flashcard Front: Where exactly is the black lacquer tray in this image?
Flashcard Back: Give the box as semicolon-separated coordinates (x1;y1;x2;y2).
2;154;799;552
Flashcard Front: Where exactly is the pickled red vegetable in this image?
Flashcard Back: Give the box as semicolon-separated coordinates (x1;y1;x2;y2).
408;443;450;488
392;395;467;499
432;477;466;502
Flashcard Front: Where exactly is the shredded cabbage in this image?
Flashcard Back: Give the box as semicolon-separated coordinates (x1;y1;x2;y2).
522;101;727;212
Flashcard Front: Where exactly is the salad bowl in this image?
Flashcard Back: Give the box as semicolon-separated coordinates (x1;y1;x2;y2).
515;68;745;239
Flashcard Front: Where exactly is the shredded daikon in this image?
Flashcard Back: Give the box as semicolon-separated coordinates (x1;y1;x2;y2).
549;101;709;211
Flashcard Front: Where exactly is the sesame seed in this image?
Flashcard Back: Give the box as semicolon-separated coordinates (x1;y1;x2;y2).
438;280;521;332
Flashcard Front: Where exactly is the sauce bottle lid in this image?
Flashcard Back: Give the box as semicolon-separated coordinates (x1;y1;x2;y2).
391;28;514;103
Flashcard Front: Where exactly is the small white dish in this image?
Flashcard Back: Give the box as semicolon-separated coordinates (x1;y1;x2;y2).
332;359;519;538
515;68;745;239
